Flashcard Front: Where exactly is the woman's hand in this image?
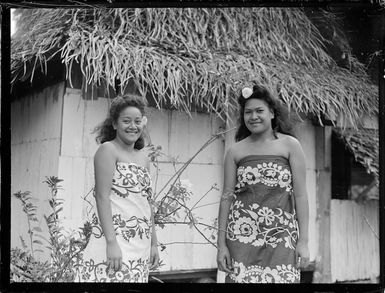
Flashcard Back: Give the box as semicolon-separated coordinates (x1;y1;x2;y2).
149;244;160;270
296;239;310;269
217;245;233;273
106;240;122;271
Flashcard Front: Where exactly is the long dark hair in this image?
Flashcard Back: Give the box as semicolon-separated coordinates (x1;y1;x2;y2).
94;94;147;150
235;84;294;142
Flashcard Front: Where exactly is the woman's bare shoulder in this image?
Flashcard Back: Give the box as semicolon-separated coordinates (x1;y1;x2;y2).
226;139;247;163
276;134;305;160
276;133;300;145
95;141;117;161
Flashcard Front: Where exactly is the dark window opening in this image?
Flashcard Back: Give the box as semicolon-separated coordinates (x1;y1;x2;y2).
331;131;377;200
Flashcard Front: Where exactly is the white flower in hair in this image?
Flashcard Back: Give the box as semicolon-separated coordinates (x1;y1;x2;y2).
142;116;148;126
242;87;253;99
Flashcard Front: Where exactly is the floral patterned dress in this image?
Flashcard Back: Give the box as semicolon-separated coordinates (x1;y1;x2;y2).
75;162;153;282
225;155;300;283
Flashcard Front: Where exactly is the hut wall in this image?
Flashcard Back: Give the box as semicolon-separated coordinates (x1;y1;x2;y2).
330;199;379;282
57;88;225;272
11;82;65;259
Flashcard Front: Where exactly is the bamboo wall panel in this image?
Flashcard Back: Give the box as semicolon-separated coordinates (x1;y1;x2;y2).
57;156;87;229
330;200;379;282
145;107;171;155
168;110;224;165
11;82;65;259
61;88;86;157
82;93;110;159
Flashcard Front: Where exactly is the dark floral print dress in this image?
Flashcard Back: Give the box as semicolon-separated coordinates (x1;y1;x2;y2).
75;162;153;282
225;155;300;283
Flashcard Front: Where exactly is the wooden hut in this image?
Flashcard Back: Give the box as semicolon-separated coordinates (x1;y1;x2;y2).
10;7;379;282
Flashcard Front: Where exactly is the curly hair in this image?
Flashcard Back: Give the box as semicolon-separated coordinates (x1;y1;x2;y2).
235;84;294;142
94;94;148;149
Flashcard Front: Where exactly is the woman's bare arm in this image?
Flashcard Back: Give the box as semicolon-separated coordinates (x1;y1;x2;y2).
94;143;122;270
287;136;310;267
217;146;237;273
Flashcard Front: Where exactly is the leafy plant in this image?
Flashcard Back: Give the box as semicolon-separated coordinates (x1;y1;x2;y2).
147;127;232;248
11;176;91;282
10;247;52;282
13;191;42;258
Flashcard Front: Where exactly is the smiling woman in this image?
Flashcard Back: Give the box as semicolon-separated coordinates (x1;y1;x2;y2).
74;94;159;282
216;84;310;283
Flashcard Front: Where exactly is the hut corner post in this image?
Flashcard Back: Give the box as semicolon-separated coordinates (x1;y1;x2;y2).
313;126;332;283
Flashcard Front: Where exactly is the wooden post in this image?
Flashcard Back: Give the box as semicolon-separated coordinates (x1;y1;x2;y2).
313;126;332;283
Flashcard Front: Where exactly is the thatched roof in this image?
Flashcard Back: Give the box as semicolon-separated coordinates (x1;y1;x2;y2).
11;8;378;129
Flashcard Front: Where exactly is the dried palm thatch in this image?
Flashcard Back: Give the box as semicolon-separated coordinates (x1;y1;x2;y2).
11;8;377;128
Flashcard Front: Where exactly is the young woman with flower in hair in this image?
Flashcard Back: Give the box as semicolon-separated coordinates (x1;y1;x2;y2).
216;85;309;283
76;94;159;282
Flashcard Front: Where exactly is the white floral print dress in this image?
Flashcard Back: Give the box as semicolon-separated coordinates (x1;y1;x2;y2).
225;155;300;283
75;162;153;282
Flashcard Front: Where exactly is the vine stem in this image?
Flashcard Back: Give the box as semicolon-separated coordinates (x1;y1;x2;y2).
155;194;218;248
190;185;218;210
192;201;220;210
156;127;235;197
154;127;235;220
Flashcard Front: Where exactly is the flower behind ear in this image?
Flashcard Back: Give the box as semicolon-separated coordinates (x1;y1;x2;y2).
242;87;253;99
142;116;148;127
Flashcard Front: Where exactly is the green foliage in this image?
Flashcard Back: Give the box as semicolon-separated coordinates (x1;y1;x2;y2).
11;176;90;283
10;247;53;282
13;191;39;257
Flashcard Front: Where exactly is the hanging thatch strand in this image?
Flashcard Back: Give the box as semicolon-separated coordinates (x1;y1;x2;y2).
11;8;377;128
